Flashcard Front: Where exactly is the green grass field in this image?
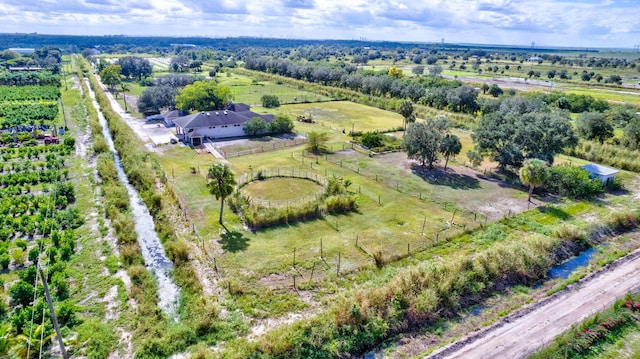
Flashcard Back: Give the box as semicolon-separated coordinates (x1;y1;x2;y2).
216;71;333;106
282;100;404;133
241;177;323;201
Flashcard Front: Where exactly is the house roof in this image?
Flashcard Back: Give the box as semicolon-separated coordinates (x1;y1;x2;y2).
164;109;189;120
580;163;618;177
173;105;274;129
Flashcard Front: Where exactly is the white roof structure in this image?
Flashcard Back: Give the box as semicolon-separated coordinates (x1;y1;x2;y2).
580;163;618;177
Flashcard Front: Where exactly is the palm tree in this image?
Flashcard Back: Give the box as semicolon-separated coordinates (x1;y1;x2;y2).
519;158;549;202
397;99;415;130
207;163;236;225
307;131;329;154
120;83;130;112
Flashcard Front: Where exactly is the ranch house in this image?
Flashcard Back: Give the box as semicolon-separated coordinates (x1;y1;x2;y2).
173;103;274;146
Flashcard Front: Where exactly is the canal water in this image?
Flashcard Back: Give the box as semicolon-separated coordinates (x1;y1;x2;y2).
86;79;180;318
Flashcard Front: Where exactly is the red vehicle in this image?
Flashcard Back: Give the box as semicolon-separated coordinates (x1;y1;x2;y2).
43;134;59;145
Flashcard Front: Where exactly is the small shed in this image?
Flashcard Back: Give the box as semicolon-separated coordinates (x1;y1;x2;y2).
580;163;618;186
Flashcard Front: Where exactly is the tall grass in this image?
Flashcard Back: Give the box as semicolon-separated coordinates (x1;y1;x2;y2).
567;139;640;172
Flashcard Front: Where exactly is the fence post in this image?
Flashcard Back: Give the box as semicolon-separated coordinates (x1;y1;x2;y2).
309;262;316;284
407;243;410;255
378;195;381;205
421;216;427;235
320;238;323;259
337;252;341;276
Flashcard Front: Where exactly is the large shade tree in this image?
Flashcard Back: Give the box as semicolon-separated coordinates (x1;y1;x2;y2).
99;65;122;92
519;158;549;202
473;97;577;169
403;115;450;169
176;80;232;112
207;163;236;225
575;112;614;144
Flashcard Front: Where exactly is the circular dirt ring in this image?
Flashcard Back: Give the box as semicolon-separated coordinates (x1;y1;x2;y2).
241;177;323;203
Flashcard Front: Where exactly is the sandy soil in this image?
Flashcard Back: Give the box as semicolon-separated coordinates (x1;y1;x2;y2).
427;248;640;359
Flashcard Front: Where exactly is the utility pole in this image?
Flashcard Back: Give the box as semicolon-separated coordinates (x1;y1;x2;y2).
59;98;68;130
38;266;69;359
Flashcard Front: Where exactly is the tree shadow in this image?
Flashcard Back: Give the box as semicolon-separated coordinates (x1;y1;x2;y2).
537;205;573;221
411;164;481;190
219;230;251;252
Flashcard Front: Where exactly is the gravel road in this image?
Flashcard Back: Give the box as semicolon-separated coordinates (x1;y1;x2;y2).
428;248;640;359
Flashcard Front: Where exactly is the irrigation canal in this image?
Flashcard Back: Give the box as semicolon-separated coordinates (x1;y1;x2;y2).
85;78;180;319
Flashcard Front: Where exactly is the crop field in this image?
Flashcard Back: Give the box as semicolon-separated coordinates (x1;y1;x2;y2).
0;76;87;358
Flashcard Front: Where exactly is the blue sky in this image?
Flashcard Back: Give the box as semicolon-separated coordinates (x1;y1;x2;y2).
0;0;638;48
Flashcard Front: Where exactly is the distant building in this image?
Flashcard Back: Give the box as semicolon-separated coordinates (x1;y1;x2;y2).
580;163;618;186
528;56;543;62
8;66;43;71
8;48;35;54
173;103;274;146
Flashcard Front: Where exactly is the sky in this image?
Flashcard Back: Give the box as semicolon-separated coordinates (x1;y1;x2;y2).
0;0;639;48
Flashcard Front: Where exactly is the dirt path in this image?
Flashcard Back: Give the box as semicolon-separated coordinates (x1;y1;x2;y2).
428;248;640;359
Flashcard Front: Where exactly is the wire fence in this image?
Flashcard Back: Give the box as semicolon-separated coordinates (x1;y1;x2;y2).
217;137;308;159
236;167;328;208
289;149;494;226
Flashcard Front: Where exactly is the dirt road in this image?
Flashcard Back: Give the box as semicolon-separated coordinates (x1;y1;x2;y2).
428;248;640;359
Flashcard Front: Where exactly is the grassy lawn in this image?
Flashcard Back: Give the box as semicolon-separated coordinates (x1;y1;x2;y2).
216;71;332;106
282;100;404;133
241;177;323;201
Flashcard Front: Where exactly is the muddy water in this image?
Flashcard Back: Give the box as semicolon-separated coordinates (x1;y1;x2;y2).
86;79;179;319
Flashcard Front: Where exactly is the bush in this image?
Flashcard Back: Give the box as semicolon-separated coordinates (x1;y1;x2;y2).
63;137;75;148
361;132;384;149
544;165;602;199
261;94;280;108
467;150;483;167
77;319;118;359
244;117;269;136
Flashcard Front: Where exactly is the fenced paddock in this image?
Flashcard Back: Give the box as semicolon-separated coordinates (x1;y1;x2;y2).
237;168;328;208
215;136;308;159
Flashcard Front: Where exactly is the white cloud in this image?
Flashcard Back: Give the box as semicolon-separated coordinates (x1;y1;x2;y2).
0;0;636;47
